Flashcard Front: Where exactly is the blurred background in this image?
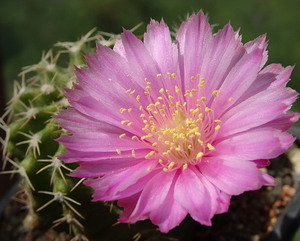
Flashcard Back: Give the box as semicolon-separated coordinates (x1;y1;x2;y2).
1;0;300;111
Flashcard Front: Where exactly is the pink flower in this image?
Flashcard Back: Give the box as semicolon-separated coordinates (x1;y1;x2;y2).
56;11;299;232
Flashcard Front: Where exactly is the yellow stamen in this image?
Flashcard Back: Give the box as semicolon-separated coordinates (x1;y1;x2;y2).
214;125;221;130
121;120;129;125
168;162;175;169
205;107;212;112
207;143;215;150
119;108;126;113
212;90;221;97
196;152;204;159
145;151;155;159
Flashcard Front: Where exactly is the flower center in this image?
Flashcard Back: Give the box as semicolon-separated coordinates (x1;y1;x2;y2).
118;73;225;171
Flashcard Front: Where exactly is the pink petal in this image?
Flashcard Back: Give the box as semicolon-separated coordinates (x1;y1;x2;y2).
57;132;141;152
121;30;164;93
200;157;274;195
216;48;265;110
244;34;268;68
55;108;122;134
144;19;179;75
218;87;298;136
200;23;243;98
85;160;159;200
174;167;220;225
149;185;187;232
125;170;178;221
71;156;147;178
176;11;213;90
213;128;295;160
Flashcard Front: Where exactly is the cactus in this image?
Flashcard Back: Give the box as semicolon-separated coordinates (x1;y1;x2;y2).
0;28;162;241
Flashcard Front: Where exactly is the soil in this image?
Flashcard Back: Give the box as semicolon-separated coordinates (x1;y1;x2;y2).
1;143;300;241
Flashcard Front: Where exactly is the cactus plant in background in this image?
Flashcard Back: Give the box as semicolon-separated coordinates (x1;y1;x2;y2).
0;27;159;241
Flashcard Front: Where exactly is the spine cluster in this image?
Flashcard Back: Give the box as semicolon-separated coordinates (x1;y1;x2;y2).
0;29;130;240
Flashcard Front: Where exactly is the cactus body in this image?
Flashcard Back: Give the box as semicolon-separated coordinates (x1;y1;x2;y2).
0;29;160;241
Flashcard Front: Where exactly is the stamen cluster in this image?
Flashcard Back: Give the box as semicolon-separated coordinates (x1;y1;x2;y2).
118;73;223;171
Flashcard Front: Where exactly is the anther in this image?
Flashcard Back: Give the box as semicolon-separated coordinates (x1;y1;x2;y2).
205;107;212;112
119;108;126;113
212;90;221;97
207;143;215;150
196;152;204;159
214;125;221;130
168;162;175;169
121;120;129;125
145;151;155;159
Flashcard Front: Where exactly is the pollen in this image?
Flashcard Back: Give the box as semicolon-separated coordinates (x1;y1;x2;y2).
118;72;220;172
121;120;129;125
214;125;221;130
212;90;221;97
207;143;215;150
196;152;204;159
145;151;155;159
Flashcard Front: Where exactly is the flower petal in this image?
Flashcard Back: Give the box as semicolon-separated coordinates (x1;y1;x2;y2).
213;128;295;160
176;11;213;90
200;157;274;195
55;108;121;134
85;160;159;200
57;132;141;152
174;167;220;225
144;19;179;75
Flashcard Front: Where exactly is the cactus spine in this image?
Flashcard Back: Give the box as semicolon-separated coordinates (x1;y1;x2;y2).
0;29;154;241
